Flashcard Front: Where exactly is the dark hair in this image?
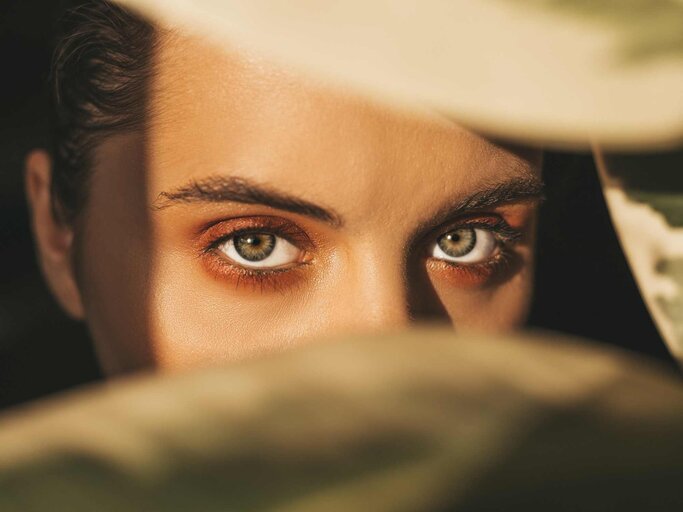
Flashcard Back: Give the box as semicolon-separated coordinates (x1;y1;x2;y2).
50;0;154;223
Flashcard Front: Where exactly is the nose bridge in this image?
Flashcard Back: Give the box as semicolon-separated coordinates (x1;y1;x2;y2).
336;245;412;331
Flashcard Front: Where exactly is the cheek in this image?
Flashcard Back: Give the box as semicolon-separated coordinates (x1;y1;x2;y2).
425;210;537;330
73;133;159;374
145;249;320;370
427;227;537;331
429;254;535;331
76;209;156;374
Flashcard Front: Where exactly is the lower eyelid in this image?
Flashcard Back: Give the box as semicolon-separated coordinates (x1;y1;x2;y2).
427;247;517;288
202;249;311;292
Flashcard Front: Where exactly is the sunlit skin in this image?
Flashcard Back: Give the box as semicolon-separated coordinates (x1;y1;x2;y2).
27;30;543;375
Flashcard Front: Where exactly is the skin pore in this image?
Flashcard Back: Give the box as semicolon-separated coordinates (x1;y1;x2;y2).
27;29;543;375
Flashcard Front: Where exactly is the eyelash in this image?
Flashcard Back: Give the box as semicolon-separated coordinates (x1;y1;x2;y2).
200;215;522;291
200;217;313;292
424;216;521;286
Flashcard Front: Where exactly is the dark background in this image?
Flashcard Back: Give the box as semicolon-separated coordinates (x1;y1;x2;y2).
0;0;674;411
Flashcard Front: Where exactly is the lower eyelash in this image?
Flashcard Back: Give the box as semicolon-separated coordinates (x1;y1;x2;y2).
463;246;513;272
204;251;310;294
234;269;286;294
429;244;518;287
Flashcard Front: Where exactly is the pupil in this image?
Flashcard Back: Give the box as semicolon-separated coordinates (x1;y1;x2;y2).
246;236;263;247
234;233;276;261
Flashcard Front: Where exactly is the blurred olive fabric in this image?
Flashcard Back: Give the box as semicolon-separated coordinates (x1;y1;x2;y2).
0;329;682;511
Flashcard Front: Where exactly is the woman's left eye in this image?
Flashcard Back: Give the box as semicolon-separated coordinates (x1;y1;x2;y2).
217;232;302;269
431;227;498;264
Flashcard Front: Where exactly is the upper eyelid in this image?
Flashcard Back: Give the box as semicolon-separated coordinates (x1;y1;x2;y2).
423;216;521;247
202;217;314;250
208;229;292;254
451;221;521;242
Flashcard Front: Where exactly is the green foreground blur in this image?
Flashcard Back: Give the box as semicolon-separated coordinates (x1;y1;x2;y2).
1;329;682;511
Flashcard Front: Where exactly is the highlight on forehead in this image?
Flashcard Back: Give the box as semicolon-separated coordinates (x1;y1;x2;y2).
142;9;545;230
147;16;546;173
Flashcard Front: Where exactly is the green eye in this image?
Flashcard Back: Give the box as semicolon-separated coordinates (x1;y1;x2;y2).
218;232;302;269
234;233;276;262
432;227;497;264
437;228;476;258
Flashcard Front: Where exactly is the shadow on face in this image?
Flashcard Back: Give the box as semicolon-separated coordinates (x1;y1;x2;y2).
31;25;543;374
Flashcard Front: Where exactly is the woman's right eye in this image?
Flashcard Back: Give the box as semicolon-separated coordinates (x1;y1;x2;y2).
217;232;303;269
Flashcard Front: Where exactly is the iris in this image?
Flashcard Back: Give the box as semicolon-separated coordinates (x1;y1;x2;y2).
234;233;276;261
437;228;476;258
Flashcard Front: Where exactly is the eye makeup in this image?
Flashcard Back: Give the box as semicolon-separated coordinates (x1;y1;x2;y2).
196;211;526;293
197;216;314;292
424;214;524;288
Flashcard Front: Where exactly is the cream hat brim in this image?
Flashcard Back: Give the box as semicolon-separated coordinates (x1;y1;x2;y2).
117;0;683;150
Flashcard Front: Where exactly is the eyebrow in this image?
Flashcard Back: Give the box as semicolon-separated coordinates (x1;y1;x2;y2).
408;174;544;244
154;175;343;227
447;175;544;214
154;173;544;229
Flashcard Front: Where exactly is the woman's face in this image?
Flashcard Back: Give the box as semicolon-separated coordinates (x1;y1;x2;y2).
31;31;543;374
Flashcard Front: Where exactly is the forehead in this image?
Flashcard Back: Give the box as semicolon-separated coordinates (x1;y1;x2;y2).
146;30;540;225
